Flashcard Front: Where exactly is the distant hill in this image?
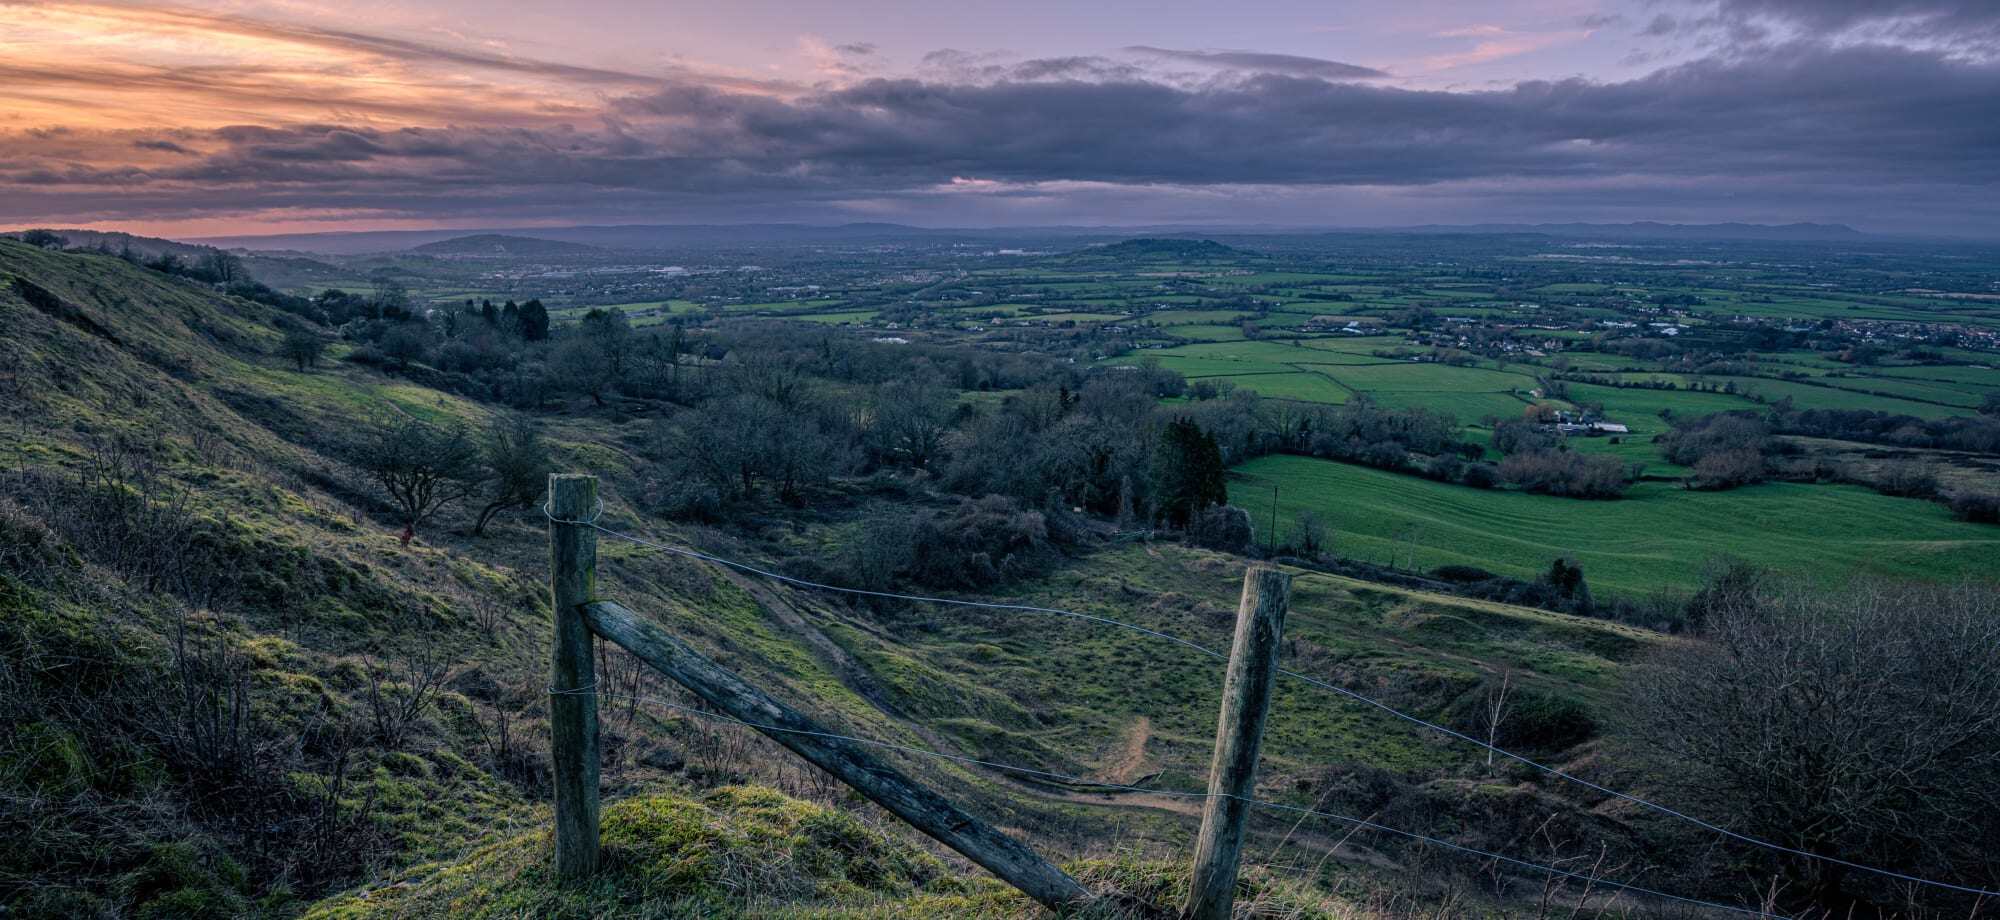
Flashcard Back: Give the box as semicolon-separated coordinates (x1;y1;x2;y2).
3;228;222;259
1077;238;1246;260
409;234;608;258
192;223;961;254
188;219;1896;256
1392;221;1866;242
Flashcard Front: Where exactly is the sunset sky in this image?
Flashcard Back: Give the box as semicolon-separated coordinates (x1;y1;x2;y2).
4;0;1997;238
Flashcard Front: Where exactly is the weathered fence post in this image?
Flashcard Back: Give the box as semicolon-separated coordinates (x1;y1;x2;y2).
548;473;600;878
1184;565;1292;920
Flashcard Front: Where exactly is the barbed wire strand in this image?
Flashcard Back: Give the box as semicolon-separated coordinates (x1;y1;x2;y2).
558;683;1782;919
548;507;1999;900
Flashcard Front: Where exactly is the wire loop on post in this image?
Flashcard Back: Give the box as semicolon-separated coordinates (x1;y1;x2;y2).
542;495;605;526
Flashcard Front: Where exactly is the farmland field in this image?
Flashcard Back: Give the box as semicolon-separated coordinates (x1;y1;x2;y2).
1231;454;2000;597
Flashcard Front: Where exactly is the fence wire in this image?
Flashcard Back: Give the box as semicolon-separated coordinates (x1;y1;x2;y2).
548;503;1999;903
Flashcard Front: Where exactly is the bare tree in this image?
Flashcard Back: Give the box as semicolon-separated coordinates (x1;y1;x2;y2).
1294;509;1329;557
1625;579;2000;915
360;623;456;750
472;414;551;536
360;414;486;536
869;378;955;470
547;337;616;405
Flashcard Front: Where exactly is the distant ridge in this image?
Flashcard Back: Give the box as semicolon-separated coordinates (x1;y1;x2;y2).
4;228;223;258
410;233;607;258
183;219;1888;254
1076;238;1245;259
189;223;964;254
1390;221;1866;241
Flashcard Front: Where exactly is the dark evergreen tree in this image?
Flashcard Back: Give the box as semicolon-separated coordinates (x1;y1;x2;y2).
1151;417;1227;530
518;298;551;341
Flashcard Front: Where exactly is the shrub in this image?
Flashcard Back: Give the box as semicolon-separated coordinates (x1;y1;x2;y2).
1946;490;2000;524
1430;564;1500;584
1460;462;1500;489
1688;447;1766;490
1659;411;1773;468
647;479;723;522
1873;461;1940;499
902;495;1053;590
1291;510;1329;557
1188;504;1253;553
1497;450;1629;498
1425;452;1465;482
280;325;326;371
1626;580;2000;911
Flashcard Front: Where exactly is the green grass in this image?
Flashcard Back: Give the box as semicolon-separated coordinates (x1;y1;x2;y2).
1144;309;1254;325
1163;324;1247;341
1195;371;1351;402
1027;311;1124;322
791;310;880;325
1561;382;1760;422
1232;454;1999;597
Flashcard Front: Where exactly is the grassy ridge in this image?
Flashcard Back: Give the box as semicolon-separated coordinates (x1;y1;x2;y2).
1231;454;1999;596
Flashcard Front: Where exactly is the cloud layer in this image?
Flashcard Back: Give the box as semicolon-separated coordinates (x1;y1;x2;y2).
2;0;1997;234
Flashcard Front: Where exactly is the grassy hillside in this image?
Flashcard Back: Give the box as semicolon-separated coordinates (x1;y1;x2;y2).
0;239;1740;917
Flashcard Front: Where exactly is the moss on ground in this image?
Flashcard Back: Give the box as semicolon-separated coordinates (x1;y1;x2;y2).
302;786;953;919
302;785;1399;919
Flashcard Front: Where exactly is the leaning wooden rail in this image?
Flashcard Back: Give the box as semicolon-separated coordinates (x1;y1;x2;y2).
582;598;1094;911
545;474;1093;913
545;474;1291;919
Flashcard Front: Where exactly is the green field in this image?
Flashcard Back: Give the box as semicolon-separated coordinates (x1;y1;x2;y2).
1232;454;1999;597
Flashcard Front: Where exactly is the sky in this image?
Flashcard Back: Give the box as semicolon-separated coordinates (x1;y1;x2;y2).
2;0;1998;238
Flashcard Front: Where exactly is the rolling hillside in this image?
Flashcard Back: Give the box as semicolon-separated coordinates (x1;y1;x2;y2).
0;239;1751;917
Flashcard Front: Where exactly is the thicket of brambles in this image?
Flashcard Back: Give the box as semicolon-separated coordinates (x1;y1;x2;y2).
1625;572;2000;916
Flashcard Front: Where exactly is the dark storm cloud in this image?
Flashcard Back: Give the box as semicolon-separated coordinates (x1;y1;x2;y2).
4;41;1996;231
602;43;1999;188
1123;46;1390;79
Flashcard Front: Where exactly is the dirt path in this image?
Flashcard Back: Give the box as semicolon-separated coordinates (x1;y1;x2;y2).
1102;717;1155;785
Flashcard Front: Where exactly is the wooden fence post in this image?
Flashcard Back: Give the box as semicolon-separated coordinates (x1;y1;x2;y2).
581;599;1096;913
1184;565;1291;920
548;473;601;878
